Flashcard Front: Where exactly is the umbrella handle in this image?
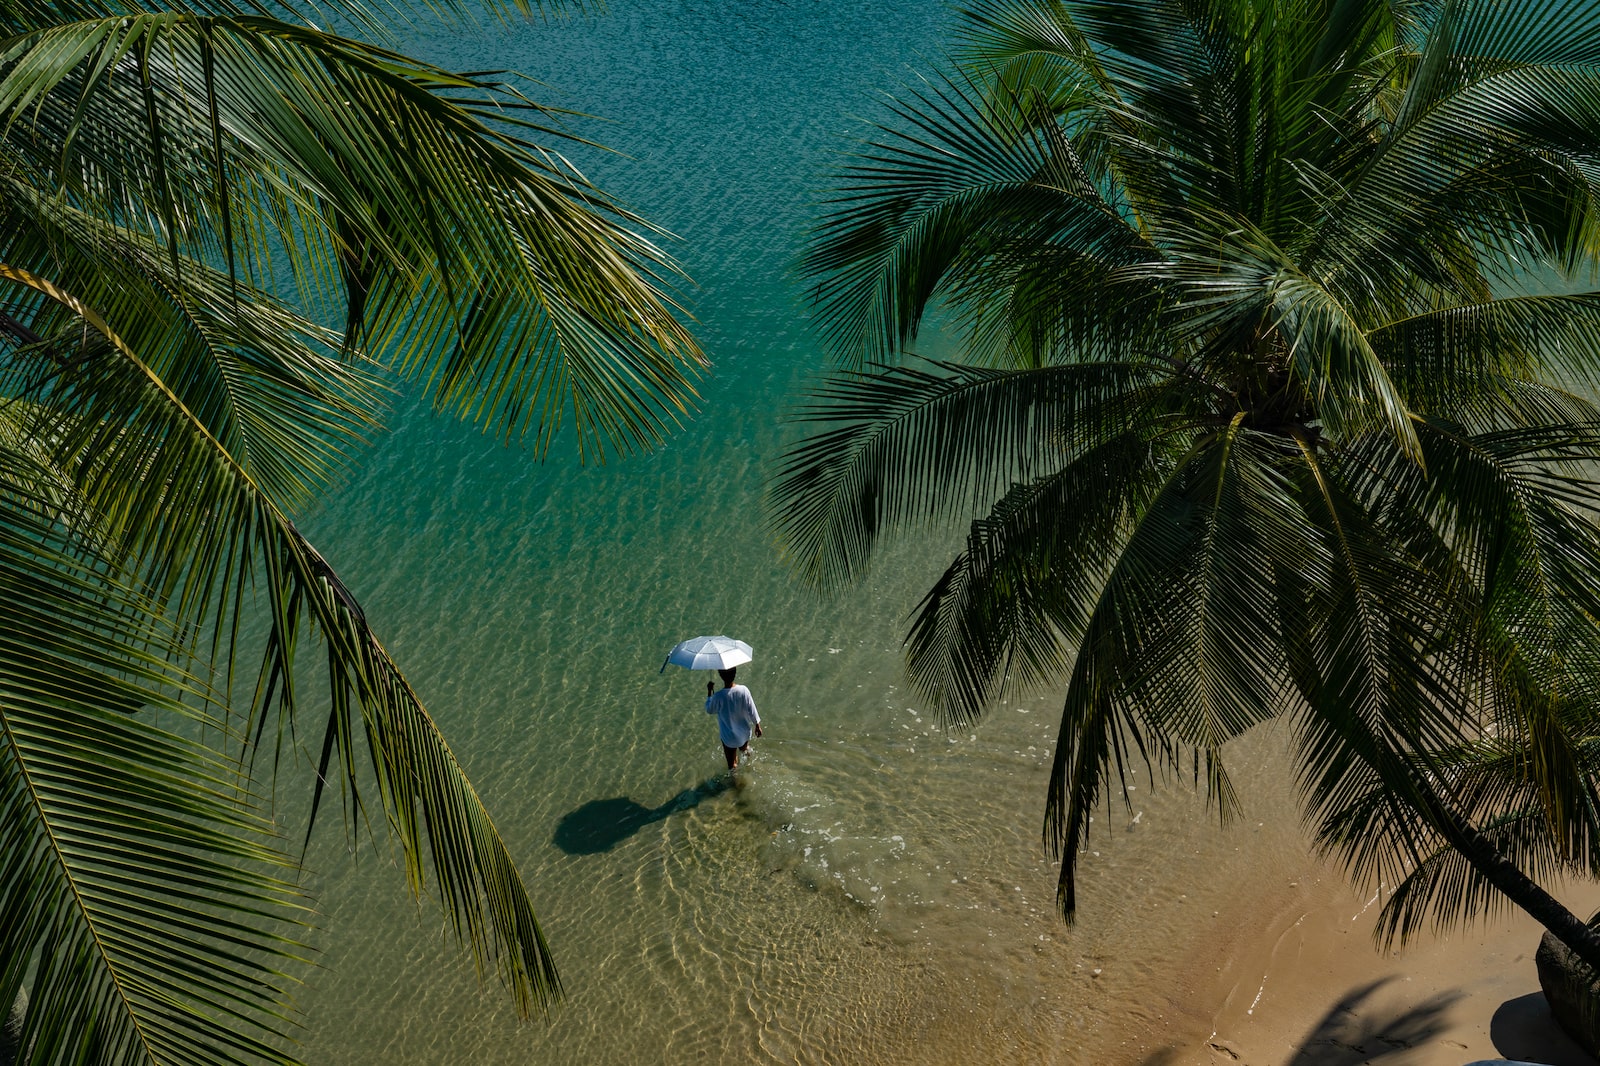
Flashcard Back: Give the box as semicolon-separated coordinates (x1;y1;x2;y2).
659;656;671;675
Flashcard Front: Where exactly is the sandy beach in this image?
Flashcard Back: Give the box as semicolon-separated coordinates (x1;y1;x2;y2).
1105;855;1600;1066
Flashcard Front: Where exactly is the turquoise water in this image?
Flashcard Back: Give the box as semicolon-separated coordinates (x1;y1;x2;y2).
288;3;1314;1062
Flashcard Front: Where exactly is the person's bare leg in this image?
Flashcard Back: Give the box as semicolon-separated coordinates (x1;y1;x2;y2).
723;744;739;770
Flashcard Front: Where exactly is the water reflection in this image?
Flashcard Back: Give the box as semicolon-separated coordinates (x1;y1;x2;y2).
553;777;734;855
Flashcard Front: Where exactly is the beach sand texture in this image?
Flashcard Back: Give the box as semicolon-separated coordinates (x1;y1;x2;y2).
1123;864;1600;1066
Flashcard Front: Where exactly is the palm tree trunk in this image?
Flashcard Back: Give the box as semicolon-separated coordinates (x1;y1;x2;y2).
1442;819;1600;971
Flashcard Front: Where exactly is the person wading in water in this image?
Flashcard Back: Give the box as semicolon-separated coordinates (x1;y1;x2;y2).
706;667;762;770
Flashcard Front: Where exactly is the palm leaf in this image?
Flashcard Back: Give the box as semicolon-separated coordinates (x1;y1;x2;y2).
1372;294;1600;409
0;187;383;514
1043;424;1323;915
802;69;1149;365
768;359;1162;586
1373;734;1600;945
0;447;310;1066
905;431;1168;726
0;262;561;1019
0;13;704;460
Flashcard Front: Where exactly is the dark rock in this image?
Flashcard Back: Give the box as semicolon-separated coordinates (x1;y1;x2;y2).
1536;912;1600;1059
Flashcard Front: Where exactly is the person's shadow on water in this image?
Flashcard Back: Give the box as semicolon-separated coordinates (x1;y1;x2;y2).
553;777;733;855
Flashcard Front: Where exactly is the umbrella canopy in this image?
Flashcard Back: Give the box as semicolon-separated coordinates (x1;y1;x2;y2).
660;635;753;673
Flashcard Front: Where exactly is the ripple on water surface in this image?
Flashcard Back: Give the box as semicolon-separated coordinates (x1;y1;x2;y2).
286;1;1317;1062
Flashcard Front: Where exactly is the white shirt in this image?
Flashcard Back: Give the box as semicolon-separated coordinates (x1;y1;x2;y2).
705;684;761;748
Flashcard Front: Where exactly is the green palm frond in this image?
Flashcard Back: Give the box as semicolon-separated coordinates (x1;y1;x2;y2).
1042;425;1336;914
1281;431;1577;914
1289;437;1472;737
1370;731;1600;946
1320;685;1600;944
801;70;1150;365
1412;418;1600;834
1376;809;1582;945
769;360;1163;585
1297;55;1600;284
905;431;1168;726
1267;261;1420;454
0;12;704;460
1289;417;1600;947
0;262;561;1019
1150;218;1423;452
1372;295;1600;408
0;0;595;72
955;0;1125;114
0;191;383;514
0;448;310;1066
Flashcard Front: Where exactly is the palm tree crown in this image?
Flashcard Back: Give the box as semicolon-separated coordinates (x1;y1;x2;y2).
773;0;1600;956
0;0;704;1061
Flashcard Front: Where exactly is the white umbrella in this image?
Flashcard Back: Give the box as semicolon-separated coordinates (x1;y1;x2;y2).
660;635;753;673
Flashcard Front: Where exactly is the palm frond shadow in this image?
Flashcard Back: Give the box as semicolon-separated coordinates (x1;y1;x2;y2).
552;778;732;855
1135;981;1462;1066
1282;980;1459;1066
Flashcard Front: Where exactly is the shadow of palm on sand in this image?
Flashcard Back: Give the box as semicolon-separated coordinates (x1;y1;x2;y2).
553;777;734;855
1139;979;1461;1066
1281;979;1459;1065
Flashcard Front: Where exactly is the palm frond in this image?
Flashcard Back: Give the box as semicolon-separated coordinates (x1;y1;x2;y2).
1411;418;1600;842
1044;425;1322;916
0;446;310;1066
1304;42;1600;285
802;69;1150;365
1;13;704;459
0;262;561;1018
768;360;1163;586
905;431;1169;726
1375;807;1577;946
1373;293;1600;408
0;0;595;75
1337;728;1600;947
0;188;383;514
1286;436;1498;893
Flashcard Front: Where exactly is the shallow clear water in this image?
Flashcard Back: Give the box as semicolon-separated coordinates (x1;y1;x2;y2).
288;3;1312;1062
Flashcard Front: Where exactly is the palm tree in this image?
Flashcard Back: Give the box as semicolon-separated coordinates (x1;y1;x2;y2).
0;0;703;1060
771;0;1600;969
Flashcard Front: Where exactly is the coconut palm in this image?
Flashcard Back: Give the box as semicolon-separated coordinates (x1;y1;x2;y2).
0;0;703;1060
772;0;1600;967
